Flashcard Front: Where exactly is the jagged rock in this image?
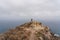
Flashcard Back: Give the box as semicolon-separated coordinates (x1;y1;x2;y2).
0;20;60;40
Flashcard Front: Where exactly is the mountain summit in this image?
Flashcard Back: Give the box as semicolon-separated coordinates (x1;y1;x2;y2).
0;19;60;40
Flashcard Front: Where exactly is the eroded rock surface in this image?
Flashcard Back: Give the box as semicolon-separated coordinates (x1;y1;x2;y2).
0;20;60;40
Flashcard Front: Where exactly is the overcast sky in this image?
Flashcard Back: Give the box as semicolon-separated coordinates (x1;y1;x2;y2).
0;0;60;21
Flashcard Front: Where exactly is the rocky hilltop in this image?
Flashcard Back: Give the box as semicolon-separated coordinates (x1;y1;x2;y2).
0;19;60;40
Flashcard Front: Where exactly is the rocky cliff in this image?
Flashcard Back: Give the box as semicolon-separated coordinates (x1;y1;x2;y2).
0;20;60;40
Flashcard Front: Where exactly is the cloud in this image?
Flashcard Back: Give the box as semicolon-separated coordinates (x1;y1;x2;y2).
0;0;60;20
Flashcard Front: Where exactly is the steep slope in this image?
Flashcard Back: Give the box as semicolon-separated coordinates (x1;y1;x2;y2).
0;20;60;40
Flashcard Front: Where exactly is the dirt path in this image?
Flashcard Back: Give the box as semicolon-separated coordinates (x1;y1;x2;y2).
29;30;35;40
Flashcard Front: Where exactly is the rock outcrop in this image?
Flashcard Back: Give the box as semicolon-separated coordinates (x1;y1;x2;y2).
0;20;60;40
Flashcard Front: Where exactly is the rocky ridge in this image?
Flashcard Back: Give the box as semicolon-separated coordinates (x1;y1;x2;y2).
0;19;60;40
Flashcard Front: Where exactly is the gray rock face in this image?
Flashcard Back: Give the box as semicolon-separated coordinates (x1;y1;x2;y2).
0;20;60;40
